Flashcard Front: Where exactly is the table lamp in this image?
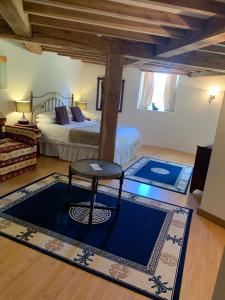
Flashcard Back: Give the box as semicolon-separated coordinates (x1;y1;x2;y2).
16;101;31;125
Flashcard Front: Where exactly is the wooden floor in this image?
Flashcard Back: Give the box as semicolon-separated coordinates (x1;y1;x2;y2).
0;146;225;300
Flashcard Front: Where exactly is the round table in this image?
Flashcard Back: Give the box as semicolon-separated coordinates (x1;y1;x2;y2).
67;159;124;225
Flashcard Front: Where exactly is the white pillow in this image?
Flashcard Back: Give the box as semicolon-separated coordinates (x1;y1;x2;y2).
36;118;56;124
36;112;56;119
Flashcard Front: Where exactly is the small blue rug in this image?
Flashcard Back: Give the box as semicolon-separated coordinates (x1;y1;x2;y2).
0;174;192;300
125;157;193;194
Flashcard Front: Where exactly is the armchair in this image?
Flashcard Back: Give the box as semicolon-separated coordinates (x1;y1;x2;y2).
0;125;41;182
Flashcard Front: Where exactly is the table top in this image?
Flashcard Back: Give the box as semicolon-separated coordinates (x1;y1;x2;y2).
71;159;123;179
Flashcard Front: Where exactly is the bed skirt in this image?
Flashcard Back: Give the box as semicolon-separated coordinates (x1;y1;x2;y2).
39;140;141;165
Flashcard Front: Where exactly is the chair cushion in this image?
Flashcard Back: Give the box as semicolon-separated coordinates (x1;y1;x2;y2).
55;106;70;125
70;107;84;122
5;126;41;146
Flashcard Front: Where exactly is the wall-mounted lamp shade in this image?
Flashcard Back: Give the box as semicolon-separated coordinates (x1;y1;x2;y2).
75;101;87;111
16;101;31;113
208;86;220;104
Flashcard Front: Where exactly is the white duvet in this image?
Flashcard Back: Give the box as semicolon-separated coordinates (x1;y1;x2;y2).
37;120;142;150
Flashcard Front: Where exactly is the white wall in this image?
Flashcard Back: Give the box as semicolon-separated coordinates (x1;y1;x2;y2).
0;39;224;154
80;65;224;154
79;63;105;120
0;39;82;123
200;93;225;221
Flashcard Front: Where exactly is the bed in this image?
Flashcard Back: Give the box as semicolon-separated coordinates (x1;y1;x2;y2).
31;92;142;165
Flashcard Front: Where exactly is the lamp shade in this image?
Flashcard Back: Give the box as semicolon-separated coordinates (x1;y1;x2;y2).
75;101;87;111
16;101;31;113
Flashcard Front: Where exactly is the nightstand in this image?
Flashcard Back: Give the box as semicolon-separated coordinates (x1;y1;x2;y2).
15;123;38;129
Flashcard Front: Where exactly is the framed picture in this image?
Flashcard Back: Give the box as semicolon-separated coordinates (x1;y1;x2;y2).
96;76;125;112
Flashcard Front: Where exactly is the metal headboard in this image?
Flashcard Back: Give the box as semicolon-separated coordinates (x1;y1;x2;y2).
31;91;74;121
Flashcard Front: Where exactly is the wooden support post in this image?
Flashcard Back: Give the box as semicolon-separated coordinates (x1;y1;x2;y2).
98;52;124;161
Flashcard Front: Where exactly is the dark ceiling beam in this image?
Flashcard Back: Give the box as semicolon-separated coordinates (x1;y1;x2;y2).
156;17;225;57
23;2;185;38
25;0;204;30
158;51;225;73
44;47;107;60
76;59;106;65
42;45;105;55
32;25;155;58
197;45;225;55
0;24;155;58
110;0;225;16
29;15;167;45
0;21;225;72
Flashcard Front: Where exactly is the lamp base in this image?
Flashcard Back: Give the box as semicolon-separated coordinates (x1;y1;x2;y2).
18;120;29;125
18;113;29;125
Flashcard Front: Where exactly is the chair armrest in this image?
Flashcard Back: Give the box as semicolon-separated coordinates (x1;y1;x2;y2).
5;125;41;146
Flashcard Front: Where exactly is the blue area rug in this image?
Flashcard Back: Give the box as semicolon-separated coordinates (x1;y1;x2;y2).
125;157;193;194
0;174;192;300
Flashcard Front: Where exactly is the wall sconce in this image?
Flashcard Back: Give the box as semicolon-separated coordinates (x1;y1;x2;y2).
75;100;87;111
208;86;220;104
16;100;31;124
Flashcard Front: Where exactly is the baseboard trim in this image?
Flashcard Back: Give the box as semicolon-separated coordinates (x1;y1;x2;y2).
197;208;225;229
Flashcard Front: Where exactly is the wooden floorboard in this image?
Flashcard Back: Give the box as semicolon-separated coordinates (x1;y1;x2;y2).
0;146;225;300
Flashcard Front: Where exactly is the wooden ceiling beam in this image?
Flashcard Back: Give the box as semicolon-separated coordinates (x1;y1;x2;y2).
110;0;225;16
44;49;106;59
130;59;204;73
29;15;167;45
0;0;31;36
139;66;192;76
53;51;106;60
24;42;42;54
0;22;225;72
76;59;106;65
190;71;225;77
158;51;225;73
32;25;155;58
156;17;225;57
42;46;107;63
25;0;204;30
42;45;105;56
69;55;106;62
197;45;225;55
23;2;185;38
32;25;113;52
140;61;201;72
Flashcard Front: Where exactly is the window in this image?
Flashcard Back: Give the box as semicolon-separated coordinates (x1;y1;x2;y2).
137;72;179;112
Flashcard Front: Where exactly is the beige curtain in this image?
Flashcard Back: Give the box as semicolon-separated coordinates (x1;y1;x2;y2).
138;72;154;109
163;74;178;112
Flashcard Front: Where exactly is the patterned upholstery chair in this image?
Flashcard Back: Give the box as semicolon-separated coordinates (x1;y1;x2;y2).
0;126;41;182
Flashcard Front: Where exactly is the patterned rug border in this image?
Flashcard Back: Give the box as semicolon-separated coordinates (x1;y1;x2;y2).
0;172;193;211
0;173;193;300
124;156;193;195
